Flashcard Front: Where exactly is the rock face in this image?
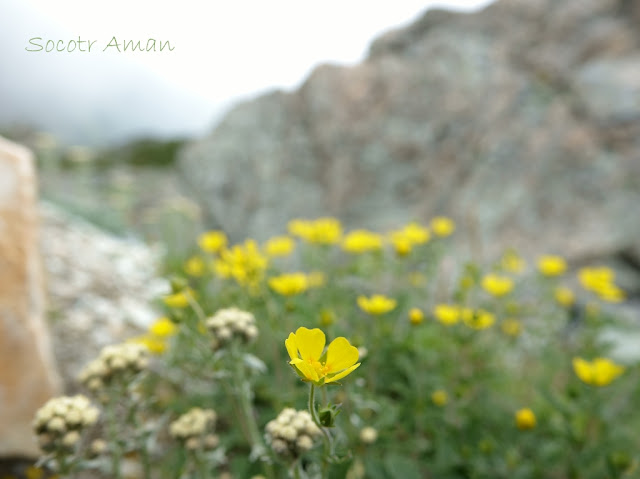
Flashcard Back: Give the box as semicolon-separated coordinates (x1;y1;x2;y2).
179;0;640;267
0;137;60;457
40;202;167;393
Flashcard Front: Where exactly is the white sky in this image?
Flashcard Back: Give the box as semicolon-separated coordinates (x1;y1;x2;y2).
21;0;495;105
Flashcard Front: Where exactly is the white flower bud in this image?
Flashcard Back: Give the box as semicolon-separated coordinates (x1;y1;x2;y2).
359;426;378;444
279;425;297;442
62;430;80;448
217;327;232;341
203;434;219;449
296;435;314;452
271;438;288;455
48;417;66;433
185;437;201;450
90;439;108;456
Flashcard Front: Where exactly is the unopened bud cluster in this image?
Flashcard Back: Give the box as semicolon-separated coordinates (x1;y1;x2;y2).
78;343;150;391
205;307;258;350
169;408;219;451
33;395;100;452
264;408;321;458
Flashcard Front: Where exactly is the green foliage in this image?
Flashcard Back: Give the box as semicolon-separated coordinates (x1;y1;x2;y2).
34;219;640;479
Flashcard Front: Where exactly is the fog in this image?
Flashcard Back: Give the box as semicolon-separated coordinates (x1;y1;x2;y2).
0;0;495;146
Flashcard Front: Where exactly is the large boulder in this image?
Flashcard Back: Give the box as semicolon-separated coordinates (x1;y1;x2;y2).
0;136;60;457
179;0;640;267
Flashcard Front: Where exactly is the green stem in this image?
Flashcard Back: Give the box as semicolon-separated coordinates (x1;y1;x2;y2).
194;450;209;479
106;399;123;479
230;344;276;479
187;295;207;323
308;384;332;478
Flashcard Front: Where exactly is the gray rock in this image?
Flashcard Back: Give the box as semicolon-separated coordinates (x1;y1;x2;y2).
40;202;167;391
179;0;640;268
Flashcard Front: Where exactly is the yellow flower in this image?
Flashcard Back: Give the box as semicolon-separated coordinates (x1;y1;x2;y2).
408;307;425;325
537;255;567;276
572;357;624;386
184;255;205;277
264;236;295;257
268;273;309;296
357;295;397;315
149;317;177;337
430;216;455;237
215;239;269;289
129;335;167;355
500;250;526;273
578;266;614;290
285;327;360;385
578;267;625;303
25;466;44;479
319;309;336;326
433;304;460;325
288;217;342;244
197;230;227;253
501;319;522;337
481;274;514;297
163;290;194;308
402;222;431;244
431;390;448;406
596;283;626;303
342;230;384;254
515;408;536;430
389;232;412;256
554;286;575;307
463;309;495;330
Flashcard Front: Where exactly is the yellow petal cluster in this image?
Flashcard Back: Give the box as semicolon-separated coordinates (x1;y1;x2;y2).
408;307;425;325
264;236;295;257
357;295;397;315
462;309;495;330
197;230;227;253
578;267;625;303
288;218;342;244
163;289;195;309
554;286;575;307
501;319;522;337
433;304;462;325
388;222;431;256
285;327;360;385
342;230;384;254
515;408;536;430
430;216;455;237
481;274;514;297
431;390;448;407
572;357;624;386
500;250;526;273
268;273;309;296
537;255;567;276
214;239;269;289
184;255;205;277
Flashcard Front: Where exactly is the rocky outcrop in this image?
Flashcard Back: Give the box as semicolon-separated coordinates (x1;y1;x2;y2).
40;202;167;392
0;136;60;457
179;0;640;268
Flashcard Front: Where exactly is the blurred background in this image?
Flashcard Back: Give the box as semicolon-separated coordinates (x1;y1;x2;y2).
2;0;639;337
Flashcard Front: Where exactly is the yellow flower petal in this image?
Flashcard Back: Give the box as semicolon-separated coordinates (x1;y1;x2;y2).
295;327;326;361
326;337;359;372
285;332;298;361
292;357;320;382
325;362;361;383
572;357;592;384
